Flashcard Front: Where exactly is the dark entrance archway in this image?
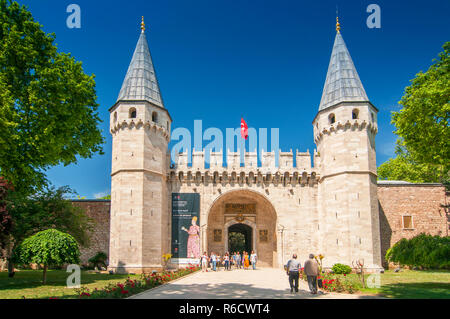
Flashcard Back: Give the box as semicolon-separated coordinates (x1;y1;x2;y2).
228;223;252;254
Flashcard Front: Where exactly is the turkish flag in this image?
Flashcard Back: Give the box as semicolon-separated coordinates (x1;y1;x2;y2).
241;118;248;140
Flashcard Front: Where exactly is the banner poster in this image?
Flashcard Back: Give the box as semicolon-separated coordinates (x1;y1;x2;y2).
171;193;200;264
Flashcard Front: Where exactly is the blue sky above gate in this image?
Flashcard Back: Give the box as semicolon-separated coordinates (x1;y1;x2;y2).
17;0;450;198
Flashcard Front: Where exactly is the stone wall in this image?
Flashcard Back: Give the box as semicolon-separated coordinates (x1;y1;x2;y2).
71;200;111;265
71;183;448;269
377;183;448;267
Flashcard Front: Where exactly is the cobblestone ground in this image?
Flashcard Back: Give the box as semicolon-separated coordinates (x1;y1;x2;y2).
130;268;380;299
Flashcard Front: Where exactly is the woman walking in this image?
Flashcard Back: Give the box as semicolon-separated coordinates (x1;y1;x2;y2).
201;251;208;272
244;252;250;270
224;252;230;270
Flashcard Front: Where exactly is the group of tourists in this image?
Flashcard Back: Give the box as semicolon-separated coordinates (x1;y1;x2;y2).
200;251;258;272
285;253;321;294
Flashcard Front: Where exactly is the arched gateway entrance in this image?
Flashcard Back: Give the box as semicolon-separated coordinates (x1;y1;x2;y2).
206;190;278;267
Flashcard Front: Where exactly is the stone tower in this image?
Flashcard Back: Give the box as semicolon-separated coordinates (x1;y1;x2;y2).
313;19;382;271
108;18;171;273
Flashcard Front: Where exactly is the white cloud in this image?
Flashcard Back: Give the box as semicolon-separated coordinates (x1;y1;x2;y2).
93;190;110;199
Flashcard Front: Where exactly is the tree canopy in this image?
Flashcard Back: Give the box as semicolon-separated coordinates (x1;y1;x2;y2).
378;42;449;183
6;185;94;249
14;229;80;283
0;0;104;194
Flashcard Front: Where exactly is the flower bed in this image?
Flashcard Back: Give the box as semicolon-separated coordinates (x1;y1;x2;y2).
300;268;362;294
319;273;362;294
73;265;200;299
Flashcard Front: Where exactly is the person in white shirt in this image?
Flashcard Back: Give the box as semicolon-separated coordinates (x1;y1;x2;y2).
250;251;257;270
201;251;208;272
210;252;217;271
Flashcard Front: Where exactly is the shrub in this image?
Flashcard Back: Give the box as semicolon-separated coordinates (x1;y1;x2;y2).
14;229;80;284
331;263;352;274
88;251;108;269
386;233;450;269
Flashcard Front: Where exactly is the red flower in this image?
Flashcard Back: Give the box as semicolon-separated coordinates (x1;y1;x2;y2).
121;290;129;294
343;274;346;276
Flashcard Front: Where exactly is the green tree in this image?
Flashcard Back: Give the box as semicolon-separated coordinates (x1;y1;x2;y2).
0;0;104;194
378;141;447;183
4;185;93;276
14;229;80;284
0;177;13;251
380;42;449;183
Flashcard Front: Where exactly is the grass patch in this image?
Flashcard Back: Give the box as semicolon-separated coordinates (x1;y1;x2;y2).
0;270;142;299
355;269;450;298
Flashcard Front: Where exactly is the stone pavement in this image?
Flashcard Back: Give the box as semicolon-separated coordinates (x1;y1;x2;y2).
130;268;380;299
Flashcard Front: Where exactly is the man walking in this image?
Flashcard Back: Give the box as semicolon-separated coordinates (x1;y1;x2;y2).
304;254;320;294
285;254;301;293
210;252;217;271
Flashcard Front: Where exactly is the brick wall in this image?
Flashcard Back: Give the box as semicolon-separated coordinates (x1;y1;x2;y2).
378;183;448;267
72;200;111;265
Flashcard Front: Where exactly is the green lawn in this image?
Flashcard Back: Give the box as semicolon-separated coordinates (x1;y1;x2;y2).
0;270;142;299
357;269;450;298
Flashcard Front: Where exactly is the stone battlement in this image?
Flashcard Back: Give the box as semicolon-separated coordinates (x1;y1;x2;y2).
110;119;171;141
169;148;319;185
171;148;316;171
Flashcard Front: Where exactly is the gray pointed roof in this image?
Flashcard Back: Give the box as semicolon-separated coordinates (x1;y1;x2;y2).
117;30;164;107
318;32;368;111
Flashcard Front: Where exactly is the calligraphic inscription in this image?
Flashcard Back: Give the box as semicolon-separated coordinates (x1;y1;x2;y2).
225;203;256;214
259;230;268;242
213;229;222;242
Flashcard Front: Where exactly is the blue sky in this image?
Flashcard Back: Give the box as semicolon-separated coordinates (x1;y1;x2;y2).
17;0;450;198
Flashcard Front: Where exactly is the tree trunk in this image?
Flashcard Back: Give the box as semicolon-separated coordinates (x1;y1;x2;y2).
43;264;48;284
7;258;15;278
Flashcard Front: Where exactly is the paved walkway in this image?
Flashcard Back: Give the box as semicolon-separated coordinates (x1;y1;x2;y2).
130;268;379;299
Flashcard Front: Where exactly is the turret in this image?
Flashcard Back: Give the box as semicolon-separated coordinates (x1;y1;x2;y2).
109;17;171;273
313;17;382;271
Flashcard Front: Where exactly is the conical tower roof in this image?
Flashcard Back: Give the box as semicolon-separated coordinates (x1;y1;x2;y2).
318;27;368;111
117;19;164;107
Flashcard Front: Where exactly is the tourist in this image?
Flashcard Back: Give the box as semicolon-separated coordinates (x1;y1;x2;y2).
244;252;250;270
236;252;241;269
216;254;221;271
285;254;301;293
201;251;208;272
210;252;217;271
250;250;257;270
304;254;319;294
224;252;230;270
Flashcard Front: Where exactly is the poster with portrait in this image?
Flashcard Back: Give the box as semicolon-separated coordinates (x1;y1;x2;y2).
171;193;200;264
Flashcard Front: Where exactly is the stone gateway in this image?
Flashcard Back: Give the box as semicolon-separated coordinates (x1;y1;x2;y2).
100;18;448;274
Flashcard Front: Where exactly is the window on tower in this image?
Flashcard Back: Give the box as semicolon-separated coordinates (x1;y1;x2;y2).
352;109;359;119
152;111;158;123
129;107;137;118
329;113;335;124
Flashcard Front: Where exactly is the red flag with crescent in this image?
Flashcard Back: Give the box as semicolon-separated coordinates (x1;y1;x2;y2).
241;118;248;140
